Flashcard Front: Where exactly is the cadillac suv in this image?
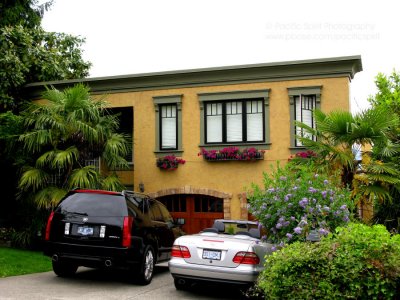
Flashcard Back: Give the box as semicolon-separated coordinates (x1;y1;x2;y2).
43;189;183;284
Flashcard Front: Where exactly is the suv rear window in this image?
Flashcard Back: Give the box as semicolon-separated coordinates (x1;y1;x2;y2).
57;192;128;216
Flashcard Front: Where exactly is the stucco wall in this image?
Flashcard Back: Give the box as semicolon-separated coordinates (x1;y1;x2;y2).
103;76;350;219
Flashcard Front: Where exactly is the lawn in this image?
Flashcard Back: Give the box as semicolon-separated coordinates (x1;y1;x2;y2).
0;247;52;278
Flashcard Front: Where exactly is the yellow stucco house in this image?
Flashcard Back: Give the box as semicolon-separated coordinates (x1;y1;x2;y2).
26;56;362;234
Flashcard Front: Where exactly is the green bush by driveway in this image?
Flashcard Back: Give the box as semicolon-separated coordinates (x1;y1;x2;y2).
257;223;400;299
0;247;51;277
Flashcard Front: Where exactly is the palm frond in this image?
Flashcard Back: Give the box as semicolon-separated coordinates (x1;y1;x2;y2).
356;184;392;203
33;186;68;209
53;146;79;169
36;150;57;168
19;130;52;153
67;166;100;189
101;174;125;191
19;167;49;192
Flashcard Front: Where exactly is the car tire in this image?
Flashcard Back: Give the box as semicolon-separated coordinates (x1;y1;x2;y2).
174;277;191;290
137;245;155;285
52;260;78;277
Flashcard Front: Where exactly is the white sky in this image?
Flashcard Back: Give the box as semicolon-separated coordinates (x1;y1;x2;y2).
41;0;400;113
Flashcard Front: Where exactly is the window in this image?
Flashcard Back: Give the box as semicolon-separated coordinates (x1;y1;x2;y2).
153;95;182;153
160;104;177;149
288;86;321;148
199;90;270;146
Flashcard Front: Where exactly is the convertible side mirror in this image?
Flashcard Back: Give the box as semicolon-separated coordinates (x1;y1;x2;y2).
174;218;185;225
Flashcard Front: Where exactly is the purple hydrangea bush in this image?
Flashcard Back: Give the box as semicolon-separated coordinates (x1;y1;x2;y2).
248;164;353;246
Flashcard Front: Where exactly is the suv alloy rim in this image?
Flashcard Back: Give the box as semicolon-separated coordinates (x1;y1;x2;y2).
144;249;154;281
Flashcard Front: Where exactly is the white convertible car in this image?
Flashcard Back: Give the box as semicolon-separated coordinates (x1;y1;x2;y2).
168;219;274;290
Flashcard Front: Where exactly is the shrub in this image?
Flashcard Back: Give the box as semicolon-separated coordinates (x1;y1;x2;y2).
256;223;400;299
248;164;353;245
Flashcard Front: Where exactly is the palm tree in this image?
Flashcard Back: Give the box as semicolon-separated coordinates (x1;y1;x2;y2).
18;84;130;209
295;108;400;206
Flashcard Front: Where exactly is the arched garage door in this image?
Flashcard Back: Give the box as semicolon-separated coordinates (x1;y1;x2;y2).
158;194;224;234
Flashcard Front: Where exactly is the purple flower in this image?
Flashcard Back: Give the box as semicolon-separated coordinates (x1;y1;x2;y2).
286;233;293;240
323;179;329;185
323;206;330;212
294;227;302;234
299;198;309;208
276;223;283;229
290;216;296;221
318;228;329;236
271;246;277;252
340;205;347;210
321;191;327;198
343;216;350;222
308;187;318;193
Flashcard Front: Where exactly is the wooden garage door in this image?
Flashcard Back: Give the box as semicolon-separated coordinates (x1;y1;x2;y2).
158;194;224;234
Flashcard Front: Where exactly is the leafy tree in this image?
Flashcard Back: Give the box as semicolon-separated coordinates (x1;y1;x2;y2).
368;71;400;229
294;108;400;205
0;0;53;28
0;0;91;244
0;25;91;110
18;84;130;209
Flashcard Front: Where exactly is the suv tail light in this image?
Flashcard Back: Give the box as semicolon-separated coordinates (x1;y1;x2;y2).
171;245;191;258
232;251;260;265
45;212;55;241
122;216;133;247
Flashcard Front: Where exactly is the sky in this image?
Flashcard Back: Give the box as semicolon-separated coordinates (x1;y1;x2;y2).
41;0;400;113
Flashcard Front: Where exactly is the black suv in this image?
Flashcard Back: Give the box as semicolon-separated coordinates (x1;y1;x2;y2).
44;189;184;284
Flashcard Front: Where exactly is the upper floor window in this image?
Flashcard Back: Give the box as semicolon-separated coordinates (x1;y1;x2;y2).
205;100;264;143
199;89;270;146
153;95;182;153
160;104;177;149
288;86;321;148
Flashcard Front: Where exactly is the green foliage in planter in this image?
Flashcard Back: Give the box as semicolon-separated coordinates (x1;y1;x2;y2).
256;223;400;299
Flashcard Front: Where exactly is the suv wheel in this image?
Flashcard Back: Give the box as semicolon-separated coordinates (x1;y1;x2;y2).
137;245;155;285
52;260;78;277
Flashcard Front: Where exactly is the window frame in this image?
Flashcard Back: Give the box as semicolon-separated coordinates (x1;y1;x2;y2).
288;86;322;149
153;95;183;155
159;104;178;150
198;89;270;148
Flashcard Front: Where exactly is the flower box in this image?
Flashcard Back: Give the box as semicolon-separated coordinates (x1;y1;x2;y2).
156;155;185;170
198;147;265;162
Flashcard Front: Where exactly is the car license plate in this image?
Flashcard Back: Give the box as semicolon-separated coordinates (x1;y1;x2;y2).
77;226;93;236
202;249;221;260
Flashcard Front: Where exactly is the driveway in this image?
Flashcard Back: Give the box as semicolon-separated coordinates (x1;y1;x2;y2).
0;263;247;300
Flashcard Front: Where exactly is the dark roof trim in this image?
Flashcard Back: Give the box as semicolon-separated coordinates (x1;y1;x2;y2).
25;55;362;99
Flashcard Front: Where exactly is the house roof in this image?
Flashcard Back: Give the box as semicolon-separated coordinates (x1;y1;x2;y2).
25;55;362;98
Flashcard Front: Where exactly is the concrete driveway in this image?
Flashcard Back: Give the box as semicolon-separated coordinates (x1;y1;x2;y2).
0;263;248;300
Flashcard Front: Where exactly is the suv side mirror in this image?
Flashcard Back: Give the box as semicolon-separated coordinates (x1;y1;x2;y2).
174;218;185;226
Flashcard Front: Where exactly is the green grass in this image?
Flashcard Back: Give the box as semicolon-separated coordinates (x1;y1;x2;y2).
0;247;52;278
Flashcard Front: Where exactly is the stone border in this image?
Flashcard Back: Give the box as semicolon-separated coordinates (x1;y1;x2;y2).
148;185;233;219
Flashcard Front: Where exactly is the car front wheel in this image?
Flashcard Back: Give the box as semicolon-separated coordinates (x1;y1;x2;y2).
137;245;155;285
52;260;78;277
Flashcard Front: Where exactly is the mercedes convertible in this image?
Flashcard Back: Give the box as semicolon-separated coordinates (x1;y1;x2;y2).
168;219;274;290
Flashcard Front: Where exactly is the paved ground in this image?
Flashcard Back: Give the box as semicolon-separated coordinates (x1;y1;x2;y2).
0;263;248;300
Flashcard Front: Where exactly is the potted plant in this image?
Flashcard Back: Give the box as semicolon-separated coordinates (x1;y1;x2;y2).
156;155;185;170
198;147;265;161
